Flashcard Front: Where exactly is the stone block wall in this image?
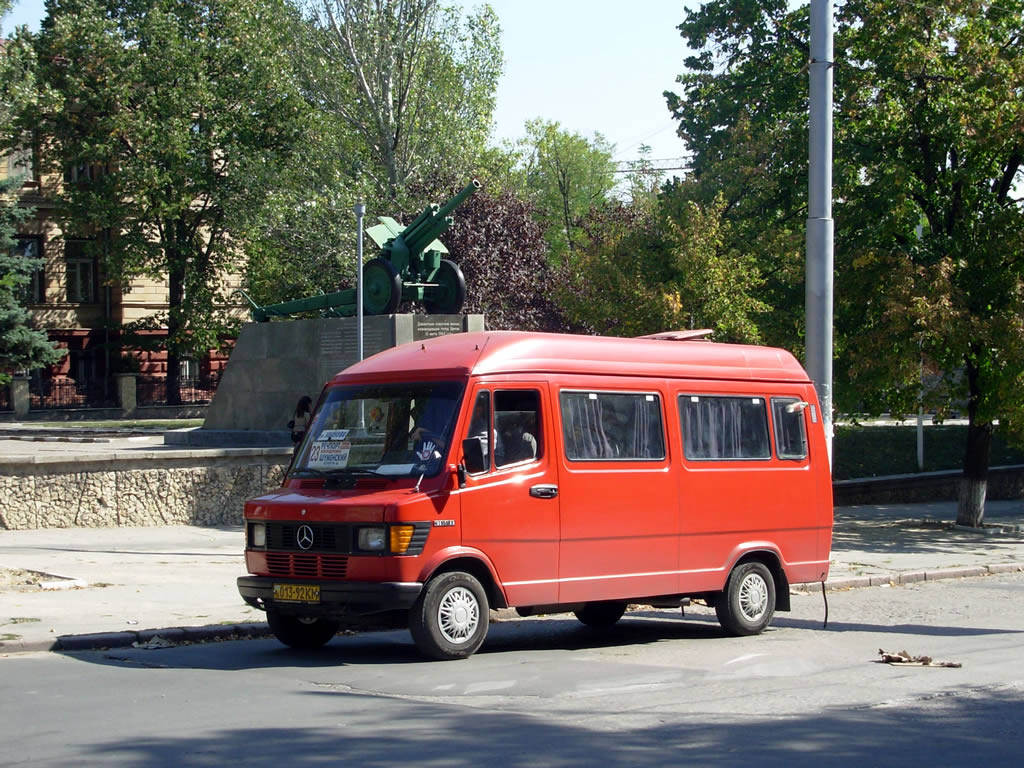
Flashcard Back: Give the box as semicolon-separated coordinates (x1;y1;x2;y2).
0;455;290;530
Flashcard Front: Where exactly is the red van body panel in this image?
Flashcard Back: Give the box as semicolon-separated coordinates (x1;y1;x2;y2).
239;331;834;645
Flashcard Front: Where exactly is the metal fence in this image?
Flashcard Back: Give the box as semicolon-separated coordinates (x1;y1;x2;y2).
137;373;220;406
29;378;117;410
0;385;10;411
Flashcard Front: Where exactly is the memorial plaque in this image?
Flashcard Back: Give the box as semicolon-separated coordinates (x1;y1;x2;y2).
413;315;464;341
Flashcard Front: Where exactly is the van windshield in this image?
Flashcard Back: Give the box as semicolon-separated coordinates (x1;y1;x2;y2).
292;381;464;479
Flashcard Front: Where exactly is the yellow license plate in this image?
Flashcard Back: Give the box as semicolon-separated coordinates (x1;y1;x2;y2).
273;583;320;603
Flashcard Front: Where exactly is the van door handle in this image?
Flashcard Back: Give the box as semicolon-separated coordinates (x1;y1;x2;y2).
529;484;558;499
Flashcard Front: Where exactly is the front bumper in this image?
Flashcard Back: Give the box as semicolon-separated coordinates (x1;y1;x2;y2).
238;576;422;618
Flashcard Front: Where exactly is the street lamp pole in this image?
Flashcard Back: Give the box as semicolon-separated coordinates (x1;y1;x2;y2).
807;0;835;465
354;202;366;363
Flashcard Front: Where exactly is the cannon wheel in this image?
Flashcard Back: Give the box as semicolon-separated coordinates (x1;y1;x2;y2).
362;258;402;315
424;259;466;315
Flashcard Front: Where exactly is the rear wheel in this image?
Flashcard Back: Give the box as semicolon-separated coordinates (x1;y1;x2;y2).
574;601;627;627
423;259;466;314
267;610;340;649
715;561;776;636
410;571;489;660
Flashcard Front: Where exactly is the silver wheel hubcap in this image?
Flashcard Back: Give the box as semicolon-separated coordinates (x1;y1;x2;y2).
437;586;479;644
738;573;769;622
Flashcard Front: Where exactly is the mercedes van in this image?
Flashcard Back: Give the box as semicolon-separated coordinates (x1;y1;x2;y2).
238;331;833;659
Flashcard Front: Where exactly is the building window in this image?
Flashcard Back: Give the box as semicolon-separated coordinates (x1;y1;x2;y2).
680;395;771;461
13;237;45;304
65;239;97;304
6;144;36;183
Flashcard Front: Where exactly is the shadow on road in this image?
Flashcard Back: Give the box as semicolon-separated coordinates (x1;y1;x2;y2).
75;682;1024;767
61;609;1021;673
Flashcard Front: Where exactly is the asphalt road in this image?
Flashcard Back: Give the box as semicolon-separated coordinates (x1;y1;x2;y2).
2;573;1023;767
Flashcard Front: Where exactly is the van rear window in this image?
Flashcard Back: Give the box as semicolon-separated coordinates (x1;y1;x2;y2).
771;397;809;460
680;395;771;461
560;391;665;461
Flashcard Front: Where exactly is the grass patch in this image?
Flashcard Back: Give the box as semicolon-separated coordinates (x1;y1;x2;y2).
833;424;1024;480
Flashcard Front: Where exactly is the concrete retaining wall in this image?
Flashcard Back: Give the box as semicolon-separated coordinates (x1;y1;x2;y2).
833;465;1024;506
0;452;290;530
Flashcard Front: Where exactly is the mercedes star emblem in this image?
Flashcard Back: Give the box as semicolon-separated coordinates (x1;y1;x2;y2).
296;524;315;551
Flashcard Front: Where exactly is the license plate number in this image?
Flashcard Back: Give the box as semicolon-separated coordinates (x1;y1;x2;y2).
273;583;320;603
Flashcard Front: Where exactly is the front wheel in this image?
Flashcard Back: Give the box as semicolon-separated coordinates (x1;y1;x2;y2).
362;258;402;315
267;610;340;649
410;571;489;660
715;561;776;636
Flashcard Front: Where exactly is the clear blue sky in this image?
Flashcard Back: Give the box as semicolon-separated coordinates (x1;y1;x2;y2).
2;0;697;162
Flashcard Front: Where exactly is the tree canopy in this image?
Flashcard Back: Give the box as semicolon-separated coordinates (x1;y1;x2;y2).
25;0;308;401
667;0;1024;525
300;0;503;200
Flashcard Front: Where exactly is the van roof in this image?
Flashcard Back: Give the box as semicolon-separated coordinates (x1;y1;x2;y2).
331;331;811;385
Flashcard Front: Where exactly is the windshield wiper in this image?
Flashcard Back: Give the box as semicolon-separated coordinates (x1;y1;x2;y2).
292;467;385;479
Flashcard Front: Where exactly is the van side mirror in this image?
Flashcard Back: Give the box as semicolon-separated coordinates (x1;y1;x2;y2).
462;437;487;474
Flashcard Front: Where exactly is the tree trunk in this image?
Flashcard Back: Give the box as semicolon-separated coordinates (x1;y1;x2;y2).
956;359;991;528
165;250;185;407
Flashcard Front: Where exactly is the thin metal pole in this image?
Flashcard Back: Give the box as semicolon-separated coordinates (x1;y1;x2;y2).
807;0;834;466
354;202;366;363
354;202;366;430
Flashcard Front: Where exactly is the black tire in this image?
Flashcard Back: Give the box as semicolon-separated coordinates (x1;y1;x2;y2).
362;258;402;315
574;601;628;627
423;259;466;314
409;571;489;660
266;610;340;650
715;561;776;636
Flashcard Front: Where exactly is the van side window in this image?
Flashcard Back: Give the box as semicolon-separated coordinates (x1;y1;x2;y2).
466;390;492;472
771;398;808;460
494;390;541;467
680;395;770;460
560;391;666;461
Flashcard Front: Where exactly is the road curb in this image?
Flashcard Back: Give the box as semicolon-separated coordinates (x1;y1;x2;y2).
0;622;272;655
793;561;1024;592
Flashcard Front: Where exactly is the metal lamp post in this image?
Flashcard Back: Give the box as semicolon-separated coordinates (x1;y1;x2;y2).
354;202;366;363
807;0;835;466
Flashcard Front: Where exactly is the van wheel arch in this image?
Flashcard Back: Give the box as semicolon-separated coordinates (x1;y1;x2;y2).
731;551;790;612
428;556;508;610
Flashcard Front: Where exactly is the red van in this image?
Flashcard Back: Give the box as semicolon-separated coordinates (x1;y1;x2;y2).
238;331;833;659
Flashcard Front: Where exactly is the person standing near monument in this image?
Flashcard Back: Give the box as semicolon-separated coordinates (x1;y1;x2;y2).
289;396;313;444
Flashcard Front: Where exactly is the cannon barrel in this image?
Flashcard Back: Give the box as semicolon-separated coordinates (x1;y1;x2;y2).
400;179;480;252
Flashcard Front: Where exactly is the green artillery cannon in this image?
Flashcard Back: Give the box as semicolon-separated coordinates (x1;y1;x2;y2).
240;180;480;322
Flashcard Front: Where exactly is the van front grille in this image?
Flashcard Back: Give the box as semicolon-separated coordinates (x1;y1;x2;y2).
265;552;349;579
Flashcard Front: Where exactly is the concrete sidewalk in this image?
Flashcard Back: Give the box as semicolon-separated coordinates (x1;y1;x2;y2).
2;500;1023;655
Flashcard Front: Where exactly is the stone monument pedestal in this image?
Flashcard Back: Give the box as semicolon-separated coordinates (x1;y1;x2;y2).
171;314;483;444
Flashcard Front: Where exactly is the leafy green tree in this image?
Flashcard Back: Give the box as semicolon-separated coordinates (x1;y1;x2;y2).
558;195;768;341
518;119;617;264
667;0;1024;526
0;180;66;384
28;0;308;403
301;0;503;200
1;3;65;384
